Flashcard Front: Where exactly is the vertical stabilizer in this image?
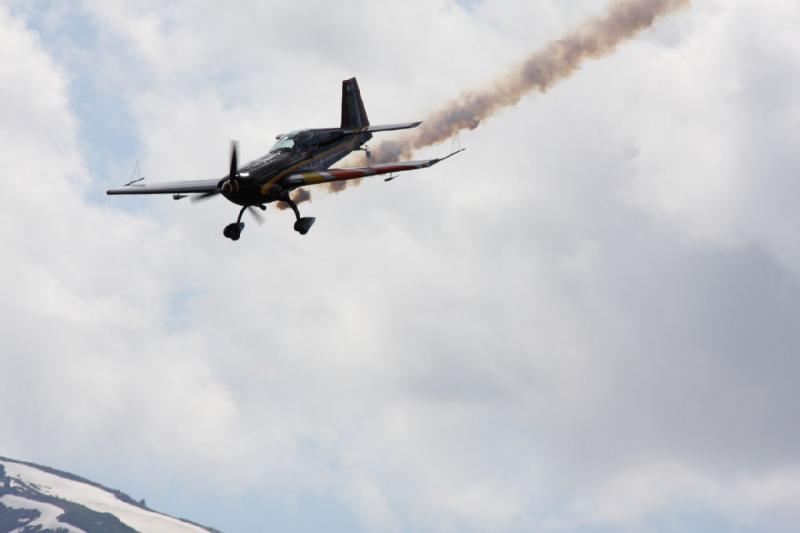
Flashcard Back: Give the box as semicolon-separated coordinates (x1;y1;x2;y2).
341;78;370;130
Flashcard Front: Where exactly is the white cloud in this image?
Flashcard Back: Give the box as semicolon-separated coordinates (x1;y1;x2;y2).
570;461;800;529
2;1;800;532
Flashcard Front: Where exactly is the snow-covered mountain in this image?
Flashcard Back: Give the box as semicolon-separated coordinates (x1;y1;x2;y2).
0;457;220;533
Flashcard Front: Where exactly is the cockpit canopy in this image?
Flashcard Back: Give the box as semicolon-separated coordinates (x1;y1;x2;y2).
269;128;341;153
270;130;314;153
269;135;295;153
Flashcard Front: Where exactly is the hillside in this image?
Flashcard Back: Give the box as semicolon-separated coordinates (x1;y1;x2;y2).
0;457;219;533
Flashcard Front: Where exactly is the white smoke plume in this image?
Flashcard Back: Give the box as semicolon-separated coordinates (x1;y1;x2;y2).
320;0;691;194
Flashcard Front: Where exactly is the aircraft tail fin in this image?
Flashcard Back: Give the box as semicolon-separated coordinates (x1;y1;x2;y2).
341;78;370;130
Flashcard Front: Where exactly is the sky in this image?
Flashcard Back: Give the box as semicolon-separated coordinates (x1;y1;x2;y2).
1;1;800;532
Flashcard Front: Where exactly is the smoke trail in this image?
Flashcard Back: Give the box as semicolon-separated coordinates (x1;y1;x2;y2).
322;0;689;194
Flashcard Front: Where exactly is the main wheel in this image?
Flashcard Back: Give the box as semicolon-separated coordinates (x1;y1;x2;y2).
223;223;242;240
294;217;316;235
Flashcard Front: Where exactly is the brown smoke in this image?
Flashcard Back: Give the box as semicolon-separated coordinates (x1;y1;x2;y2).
324;0;689;193
276;187;311;209
327;178;348;194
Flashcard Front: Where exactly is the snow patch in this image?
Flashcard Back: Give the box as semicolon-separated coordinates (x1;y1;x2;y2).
1;460;209;533
0;494;86;533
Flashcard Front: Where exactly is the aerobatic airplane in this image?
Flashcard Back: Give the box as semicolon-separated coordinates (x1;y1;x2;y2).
107;78;462;241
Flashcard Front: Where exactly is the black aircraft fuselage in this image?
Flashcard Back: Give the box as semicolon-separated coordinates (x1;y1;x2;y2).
226;129;371;206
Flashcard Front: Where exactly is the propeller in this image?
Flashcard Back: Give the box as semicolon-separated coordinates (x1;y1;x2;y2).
190;190;218;203
191;141;239;203
229;140;238;181
247;206;265;225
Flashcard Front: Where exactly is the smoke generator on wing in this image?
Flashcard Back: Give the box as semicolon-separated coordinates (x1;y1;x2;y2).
315;0;689;197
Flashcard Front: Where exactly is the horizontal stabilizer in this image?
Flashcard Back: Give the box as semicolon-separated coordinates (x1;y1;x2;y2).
342;121;422;135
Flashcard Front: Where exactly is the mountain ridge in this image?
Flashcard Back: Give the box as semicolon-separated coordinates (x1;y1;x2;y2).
0;456;221;533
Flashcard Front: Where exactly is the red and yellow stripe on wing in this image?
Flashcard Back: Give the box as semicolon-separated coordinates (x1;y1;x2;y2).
283;160;437;187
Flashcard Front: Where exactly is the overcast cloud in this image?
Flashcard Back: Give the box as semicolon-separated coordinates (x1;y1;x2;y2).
2;1;800;532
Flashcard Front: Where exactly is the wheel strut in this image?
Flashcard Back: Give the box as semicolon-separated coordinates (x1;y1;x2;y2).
280;194;315;235
236;206;248;224
282;197;301;222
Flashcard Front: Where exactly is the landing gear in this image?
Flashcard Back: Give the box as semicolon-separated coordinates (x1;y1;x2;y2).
223;222;243;240
223;205;253;241
221;197;314;240
294;217;315;235
280;193;315;235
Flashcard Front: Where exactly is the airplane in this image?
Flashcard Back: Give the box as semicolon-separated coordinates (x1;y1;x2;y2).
107;78;463;241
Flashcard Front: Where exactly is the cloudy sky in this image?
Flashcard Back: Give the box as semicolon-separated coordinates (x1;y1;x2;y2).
2;0;800;531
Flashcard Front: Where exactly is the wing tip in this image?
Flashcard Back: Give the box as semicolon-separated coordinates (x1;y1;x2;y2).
431;147;466;165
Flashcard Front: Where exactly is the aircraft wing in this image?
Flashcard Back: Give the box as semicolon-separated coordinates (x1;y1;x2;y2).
106;179;219;195
283;149;464;187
